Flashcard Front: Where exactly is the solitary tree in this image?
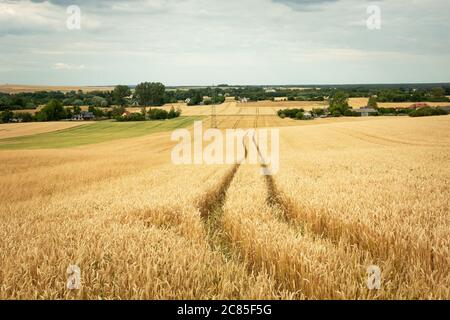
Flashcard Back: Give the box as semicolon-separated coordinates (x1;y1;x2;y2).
329;91;349;116
133;82;165;106
367;96;378;109
36;99;66;121
113;85;131;107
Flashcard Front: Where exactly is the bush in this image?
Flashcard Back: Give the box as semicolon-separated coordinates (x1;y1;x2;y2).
295;111;304;120
167;107;181;119
1;110;14;123
377;107;397;115
409;107;448;117
311;108;325;117
14;112;33;122
277;108;305;119
110;106;126;118
344;109;356;117
331;111;342;117
116;112;145;122
148;108;169;120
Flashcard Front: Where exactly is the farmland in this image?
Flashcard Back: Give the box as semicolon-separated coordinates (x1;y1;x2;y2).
348;97;450;109
0;117;200;149
0;84;114;94
0;113;449;299
0;121;92;139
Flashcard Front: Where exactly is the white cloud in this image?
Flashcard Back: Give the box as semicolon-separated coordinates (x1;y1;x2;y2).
52;62;85;70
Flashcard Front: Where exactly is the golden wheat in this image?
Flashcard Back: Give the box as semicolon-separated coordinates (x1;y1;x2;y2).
0;115;449;299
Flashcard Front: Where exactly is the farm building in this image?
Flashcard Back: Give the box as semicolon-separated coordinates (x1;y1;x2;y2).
274;97;288;101
71;111;94;121
441;106;450;113
354;108;378;117
303;111;313;119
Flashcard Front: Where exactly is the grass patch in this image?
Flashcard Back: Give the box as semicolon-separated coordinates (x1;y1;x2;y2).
0;116;202;150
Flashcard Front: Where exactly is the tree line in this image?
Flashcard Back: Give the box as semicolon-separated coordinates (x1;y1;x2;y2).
1;83;449;123
1;83;449;112
276;90;448;120
0;82;228;112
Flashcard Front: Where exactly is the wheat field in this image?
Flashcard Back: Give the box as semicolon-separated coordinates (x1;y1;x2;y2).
0;115;449;299
348;97;450;109
0;122;92;139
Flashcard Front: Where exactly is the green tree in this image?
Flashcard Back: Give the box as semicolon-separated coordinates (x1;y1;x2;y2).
367;96;378;108
88;105;104;117
73;99;84;107
112;85;131;106
73;106;82;115
1;110;14;123
91;96;108;108
36;99;66;121
110;106;126;118
133;82;166;106
14;112;33;122
187;91;203;106
431;87;445;99
168;107;177;119
329;91;349;116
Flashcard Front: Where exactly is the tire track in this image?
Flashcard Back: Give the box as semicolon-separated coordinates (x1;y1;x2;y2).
253;107;259;128
197;137;248;259
232;117;242;129
252;135;445;293
249;134;294;224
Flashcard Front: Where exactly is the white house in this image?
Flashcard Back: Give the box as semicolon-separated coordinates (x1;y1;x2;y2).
354;107;378;117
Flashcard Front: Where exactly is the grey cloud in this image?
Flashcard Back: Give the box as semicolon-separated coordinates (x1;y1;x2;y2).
30;0;125;7
272;0;339;10
1;0;449;85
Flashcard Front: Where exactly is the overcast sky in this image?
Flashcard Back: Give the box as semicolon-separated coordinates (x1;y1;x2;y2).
0;0;449;86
